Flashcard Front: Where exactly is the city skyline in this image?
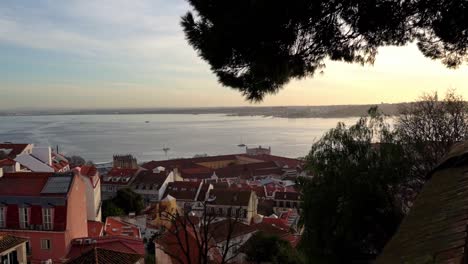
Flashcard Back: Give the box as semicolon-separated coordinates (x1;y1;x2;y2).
1;0;468;110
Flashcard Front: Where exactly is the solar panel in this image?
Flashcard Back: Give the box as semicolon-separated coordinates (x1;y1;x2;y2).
41;176;72;194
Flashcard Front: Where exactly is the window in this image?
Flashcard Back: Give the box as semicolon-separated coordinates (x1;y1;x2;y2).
218;208;223;216
40;239;51;250
42;208;53;230
0;207;5;228
19;207;29;229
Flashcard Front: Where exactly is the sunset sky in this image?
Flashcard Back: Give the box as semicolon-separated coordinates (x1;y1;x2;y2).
1;0;467;110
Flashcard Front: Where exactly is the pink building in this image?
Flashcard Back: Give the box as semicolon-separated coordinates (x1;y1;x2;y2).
0;172;88;263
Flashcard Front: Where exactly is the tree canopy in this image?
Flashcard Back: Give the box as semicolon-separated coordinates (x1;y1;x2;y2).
299;107;412;262
396;90;468;181
298;90;468;262
102;188;145;220
243;232;303;264
113;188;145;215
182;1;468;101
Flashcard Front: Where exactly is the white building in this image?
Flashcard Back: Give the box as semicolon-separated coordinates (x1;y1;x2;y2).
131;167;174;204
75;165;102;222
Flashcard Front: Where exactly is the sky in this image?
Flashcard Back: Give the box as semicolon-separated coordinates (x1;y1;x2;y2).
0;0;467;110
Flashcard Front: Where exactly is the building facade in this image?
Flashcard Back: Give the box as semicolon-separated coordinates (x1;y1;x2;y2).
0;172;88;263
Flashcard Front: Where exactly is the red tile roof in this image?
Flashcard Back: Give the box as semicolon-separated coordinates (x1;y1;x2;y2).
0;143;30;159
132;170;169;190
102;168;138;185
104;217;141;239
274;192;300;201
142;154;255;172
156;225;202;264
163;181;202;201
0;172;53;196
261;217;289;230
106;168;138;177
180;166;214;180
0;233;28;252
67;236;145;260
87;221;104;237
246;154;302;169
51;153;70;172
252;221;300;247
65;247;143;264
79;165;98;177
208;189;253;207
214;161;283;179
0;158;16;167
208;219;257;243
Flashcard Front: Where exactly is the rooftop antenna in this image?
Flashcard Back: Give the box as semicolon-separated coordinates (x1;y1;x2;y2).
162;146;170;159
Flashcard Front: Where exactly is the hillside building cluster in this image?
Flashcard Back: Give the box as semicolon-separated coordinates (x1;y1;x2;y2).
0;142;307;263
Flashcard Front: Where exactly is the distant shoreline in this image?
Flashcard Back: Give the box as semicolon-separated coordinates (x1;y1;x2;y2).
0;103;406;118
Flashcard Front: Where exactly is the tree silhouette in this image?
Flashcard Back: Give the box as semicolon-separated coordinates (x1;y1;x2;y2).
181;0;468;101
156;201;248;264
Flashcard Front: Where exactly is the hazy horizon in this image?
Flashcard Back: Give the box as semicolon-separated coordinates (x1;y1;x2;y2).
1;0;468;110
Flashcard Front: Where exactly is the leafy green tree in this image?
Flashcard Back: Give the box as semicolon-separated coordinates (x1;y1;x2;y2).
244;232;303;264
299;107;412;263
113;188;145;215
102;200;125;220
182;1;468;101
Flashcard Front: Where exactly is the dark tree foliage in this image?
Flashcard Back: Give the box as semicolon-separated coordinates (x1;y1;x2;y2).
112;188;145;215
181;1;468;101
243;232;304;264
299;107;413;263
101;200;125;220
396;90;468;182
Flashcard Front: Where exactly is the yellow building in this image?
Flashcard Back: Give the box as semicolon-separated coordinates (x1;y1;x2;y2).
149;195;178;230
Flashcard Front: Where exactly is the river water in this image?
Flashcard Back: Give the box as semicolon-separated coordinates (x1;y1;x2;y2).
0;114;357;163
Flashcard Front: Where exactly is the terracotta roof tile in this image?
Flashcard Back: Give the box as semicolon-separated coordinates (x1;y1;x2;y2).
0;158;16;167
163;181;202;201
208;189;253;207
65;247;143;264
0;172;53;196
0;143;29;159
377;144;468;264
274;192;300;201
68;236;145;260
104;217;141;239
80;165;98;177
209;219;257;243
132;170;168;190
0;233;27;252
88;221;104;237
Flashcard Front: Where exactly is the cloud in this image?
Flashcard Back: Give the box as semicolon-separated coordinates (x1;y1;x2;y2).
0;0;192;59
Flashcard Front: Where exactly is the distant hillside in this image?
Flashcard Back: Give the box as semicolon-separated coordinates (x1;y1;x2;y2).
0;103;409;118
227;103;408;118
